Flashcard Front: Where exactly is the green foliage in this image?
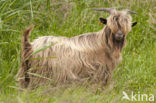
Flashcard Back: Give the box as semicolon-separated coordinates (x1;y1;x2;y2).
0;0;156;103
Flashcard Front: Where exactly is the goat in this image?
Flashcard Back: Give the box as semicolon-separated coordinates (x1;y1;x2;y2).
16;8;137;89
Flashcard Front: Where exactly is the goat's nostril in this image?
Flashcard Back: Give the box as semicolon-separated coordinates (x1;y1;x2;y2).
116;32;123;40
117;33;123;37
117;31;122;35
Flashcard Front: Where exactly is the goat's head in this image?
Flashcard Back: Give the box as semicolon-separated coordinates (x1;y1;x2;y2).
94;8;137;41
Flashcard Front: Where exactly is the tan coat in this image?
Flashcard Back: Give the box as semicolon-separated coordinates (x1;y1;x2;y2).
16;10;134;88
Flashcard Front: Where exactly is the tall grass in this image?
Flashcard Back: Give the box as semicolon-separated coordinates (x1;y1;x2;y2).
0;0;156;103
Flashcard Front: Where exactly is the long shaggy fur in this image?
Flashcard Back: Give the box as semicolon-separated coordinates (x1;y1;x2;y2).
16;9;134;88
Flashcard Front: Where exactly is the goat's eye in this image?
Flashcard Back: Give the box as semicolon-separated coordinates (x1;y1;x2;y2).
116;17;118;21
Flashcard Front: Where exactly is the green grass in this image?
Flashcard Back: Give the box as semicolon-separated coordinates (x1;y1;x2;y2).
0;0;156;103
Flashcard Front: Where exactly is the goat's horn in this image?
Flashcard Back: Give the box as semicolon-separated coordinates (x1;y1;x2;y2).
123;9;137;14
93;8;115;14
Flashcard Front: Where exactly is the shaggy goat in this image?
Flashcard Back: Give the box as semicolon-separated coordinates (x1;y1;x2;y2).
16;8;137;88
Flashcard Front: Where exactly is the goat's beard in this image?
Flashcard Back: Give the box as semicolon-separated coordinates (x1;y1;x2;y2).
112;34;125;49
104;27;125;50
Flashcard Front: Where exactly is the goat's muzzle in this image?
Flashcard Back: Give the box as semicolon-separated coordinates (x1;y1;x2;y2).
115;31;124;41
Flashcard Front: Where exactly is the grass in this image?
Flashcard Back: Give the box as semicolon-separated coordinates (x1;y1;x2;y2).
0;0;156;103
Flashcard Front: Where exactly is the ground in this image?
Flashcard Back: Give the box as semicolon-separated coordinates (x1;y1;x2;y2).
0;0;156;103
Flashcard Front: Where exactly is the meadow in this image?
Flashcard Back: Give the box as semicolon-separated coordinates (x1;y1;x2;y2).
0;0;156;103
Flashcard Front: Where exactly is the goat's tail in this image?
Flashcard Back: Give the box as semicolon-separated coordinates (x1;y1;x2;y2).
16;25;34;88
22;25;34;59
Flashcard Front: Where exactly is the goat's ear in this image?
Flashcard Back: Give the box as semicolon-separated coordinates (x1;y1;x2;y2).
99;17;107;24
132;22;137;27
